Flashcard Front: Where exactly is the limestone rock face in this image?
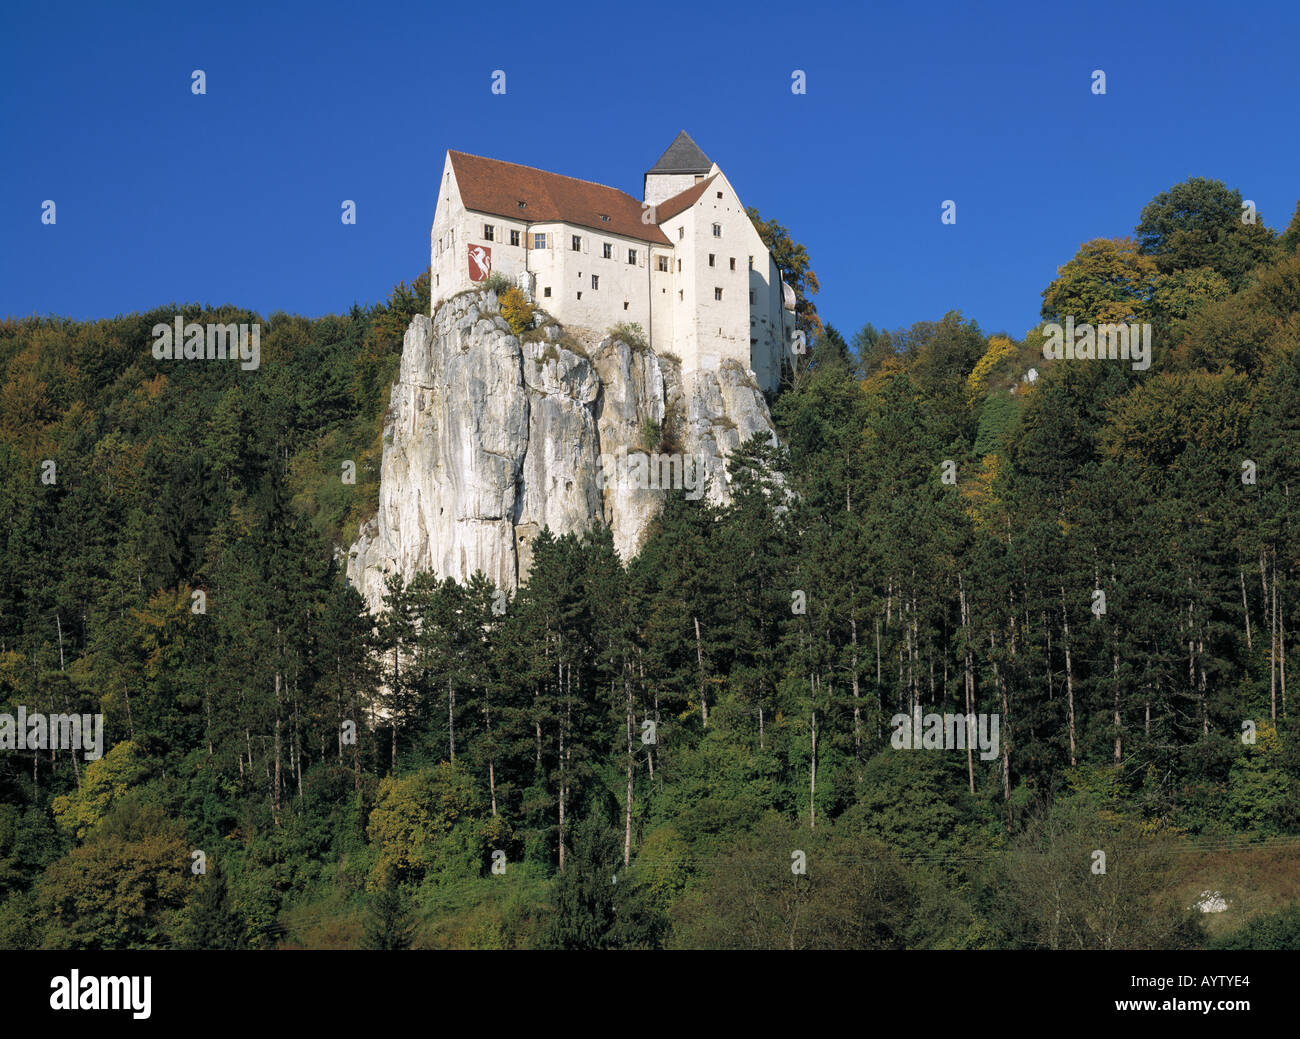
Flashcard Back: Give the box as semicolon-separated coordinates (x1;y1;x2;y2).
347;290;777;614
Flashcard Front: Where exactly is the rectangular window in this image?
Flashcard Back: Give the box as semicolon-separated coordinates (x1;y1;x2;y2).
592;275;599;289
533;233;547;249
657;256;669;272
714;287;723;300
716;191;723;199
749;290;755;304
577;291;583;300
712;223;722;237
679;290;684;301
729;257;736;270
748;255;754;269
603;243;613;259
510;229;520;246
677;259;682;272
708;254;715;267
678;227;684;240
484;224;494;241
544;287;551;297
572;235;582;251
627;249;637;264
623;301;630;310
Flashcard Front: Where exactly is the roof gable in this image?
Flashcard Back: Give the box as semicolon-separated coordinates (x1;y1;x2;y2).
449;151;670;245
653;174;719;222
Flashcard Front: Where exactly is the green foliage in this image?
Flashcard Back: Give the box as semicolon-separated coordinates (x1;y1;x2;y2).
1136;176;1279;290
365;762;496;887
1209;903;1300;949
361;877;415;950
609;321;647;350
4;179;1300;951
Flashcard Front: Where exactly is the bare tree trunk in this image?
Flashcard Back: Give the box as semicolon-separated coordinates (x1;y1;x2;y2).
1060;588;1077;767
624;667;634;866
694;616;708;728
960;576;975;795
1241;564;1253;651
809;675;817;830
273;656;283;828
850;615;861;772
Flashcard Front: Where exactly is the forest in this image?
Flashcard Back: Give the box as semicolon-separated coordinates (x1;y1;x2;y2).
2;176;1300;949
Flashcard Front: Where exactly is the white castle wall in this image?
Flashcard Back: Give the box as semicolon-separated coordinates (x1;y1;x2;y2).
430;151;790;394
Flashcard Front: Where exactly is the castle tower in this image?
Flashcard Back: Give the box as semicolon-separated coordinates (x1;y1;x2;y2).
643;130;713;207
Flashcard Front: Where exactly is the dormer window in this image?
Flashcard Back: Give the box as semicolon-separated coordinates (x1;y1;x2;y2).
600;214;611;223
517;200;527;209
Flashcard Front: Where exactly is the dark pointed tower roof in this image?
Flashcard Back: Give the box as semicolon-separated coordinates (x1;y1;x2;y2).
647;130;712;174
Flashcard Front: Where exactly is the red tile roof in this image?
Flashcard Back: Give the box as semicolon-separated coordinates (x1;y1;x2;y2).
449;151;672;246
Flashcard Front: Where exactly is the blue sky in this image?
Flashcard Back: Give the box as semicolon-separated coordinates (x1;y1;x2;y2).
3;0;1298;342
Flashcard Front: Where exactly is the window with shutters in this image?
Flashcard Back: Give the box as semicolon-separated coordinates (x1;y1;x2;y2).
510;229;520;246
657;256;668;272
533;233;546;249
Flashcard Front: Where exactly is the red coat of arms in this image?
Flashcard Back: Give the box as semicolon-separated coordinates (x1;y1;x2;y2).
468;244;492;282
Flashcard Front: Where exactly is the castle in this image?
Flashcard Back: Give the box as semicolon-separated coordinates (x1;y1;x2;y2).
429;131;795;393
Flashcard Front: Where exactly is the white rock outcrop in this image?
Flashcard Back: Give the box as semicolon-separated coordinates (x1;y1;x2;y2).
346;289;777;613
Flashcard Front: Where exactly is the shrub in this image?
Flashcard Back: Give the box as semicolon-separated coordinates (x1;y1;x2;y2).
609;322;647;350
482;272;513;295
499;286;535;337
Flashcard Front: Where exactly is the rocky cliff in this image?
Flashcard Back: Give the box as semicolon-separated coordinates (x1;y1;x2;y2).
346;289;776;614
